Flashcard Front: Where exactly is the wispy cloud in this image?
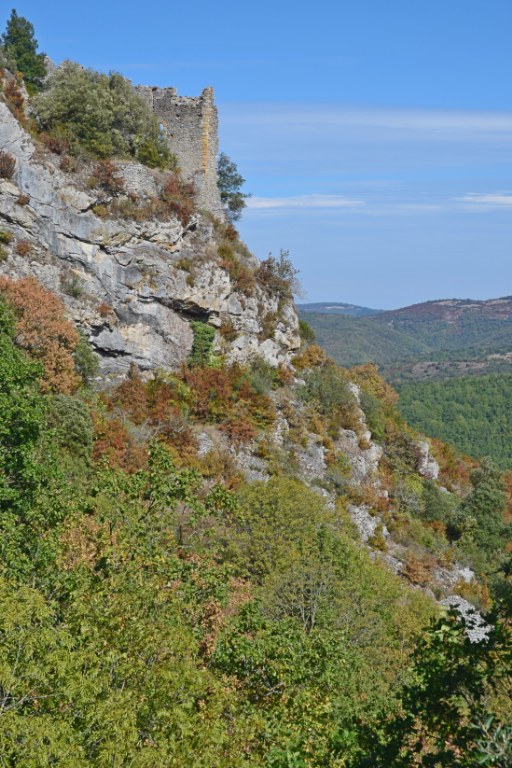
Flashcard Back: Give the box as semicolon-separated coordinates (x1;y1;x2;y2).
220;102;512;210
457;193;512;210
246;194;364;210
221;103;512;142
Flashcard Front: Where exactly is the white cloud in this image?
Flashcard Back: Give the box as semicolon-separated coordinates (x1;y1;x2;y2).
246;194;364;210
221;103;512;142
457;193;512;209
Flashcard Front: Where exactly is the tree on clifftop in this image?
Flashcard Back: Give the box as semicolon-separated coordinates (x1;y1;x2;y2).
217;152;251;222
1;9;46;91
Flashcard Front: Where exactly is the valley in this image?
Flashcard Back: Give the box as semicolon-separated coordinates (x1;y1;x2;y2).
301;297;512;468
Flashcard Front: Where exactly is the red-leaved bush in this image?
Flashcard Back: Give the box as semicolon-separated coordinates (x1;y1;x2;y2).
0;275;81;393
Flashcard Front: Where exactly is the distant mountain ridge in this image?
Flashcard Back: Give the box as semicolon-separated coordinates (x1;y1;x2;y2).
297;301;382;317
381;296;512;322
299;294;512;375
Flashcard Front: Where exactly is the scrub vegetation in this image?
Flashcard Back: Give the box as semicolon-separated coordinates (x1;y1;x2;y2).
0;273;509;766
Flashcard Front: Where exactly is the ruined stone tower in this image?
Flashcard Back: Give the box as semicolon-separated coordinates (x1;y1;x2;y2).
135;85;224;216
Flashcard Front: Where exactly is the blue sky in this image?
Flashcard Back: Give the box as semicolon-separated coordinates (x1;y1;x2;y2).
3;1;512;308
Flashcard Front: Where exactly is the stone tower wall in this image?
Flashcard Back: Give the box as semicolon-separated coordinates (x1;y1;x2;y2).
135;85;223;217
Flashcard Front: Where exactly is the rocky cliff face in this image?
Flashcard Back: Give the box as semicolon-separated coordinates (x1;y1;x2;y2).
0;101;300;380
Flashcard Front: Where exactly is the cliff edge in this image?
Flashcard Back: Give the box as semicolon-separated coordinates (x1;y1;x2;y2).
0;98;300;380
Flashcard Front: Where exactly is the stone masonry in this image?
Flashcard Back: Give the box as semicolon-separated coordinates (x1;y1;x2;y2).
135;85;224;217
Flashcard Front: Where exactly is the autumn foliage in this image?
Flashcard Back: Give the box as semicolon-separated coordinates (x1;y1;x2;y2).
109;366;198;453
349;363;399;407
0;275;80;393
3;77;25;122
92;411;148;473
0;149;15;179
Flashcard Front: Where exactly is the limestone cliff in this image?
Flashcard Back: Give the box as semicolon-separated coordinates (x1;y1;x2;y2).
0;100;300;380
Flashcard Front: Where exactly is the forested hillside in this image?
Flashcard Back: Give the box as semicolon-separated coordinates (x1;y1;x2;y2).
0;272;510;766
398;373;512;469
300;299;512;373
300;298;512;469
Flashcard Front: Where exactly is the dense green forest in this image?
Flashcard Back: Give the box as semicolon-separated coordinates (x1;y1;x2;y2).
300;310;512;371
398;373;512;470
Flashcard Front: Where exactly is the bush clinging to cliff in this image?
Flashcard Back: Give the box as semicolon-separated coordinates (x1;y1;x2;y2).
33;62;171;166
0;275;81;393
256;248;301;300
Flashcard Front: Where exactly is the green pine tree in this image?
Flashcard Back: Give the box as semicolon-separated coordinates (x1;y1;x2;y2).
1;9;46;91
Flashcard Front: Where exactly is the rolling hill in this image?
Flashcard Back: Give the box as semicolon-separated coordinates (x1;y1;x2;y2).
300;296;512;377
297;301;382;317
301;296;512;467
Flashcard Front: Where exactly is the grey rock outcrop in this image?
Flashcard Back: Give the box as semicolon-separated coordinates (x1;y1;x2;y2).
416;440;440;480
441;595;490;642
0;101;300;379
349;504;389;543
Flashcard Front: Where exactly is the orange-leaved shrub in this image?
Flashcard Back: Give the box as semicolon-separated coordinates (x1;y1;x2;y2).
109;366;197;454
41;132;71;156
349;363;399;407
160;174;196;225
89;160;125;195
0;275;81;393
92;411;148;473
219;417;256;447
430;437;473;492
3;78;25;122
183;363;275;429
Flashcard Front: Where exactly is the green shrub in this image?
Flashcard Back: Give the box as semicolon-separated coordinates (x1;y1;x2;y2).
360;390;386;442
46;394;93;461
138;138;177;170
299;318;316;344
73;332;98;386
60;273;84;299
33;63;171;166
301;363;354;415
248;356;279;394
189;320;216;367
